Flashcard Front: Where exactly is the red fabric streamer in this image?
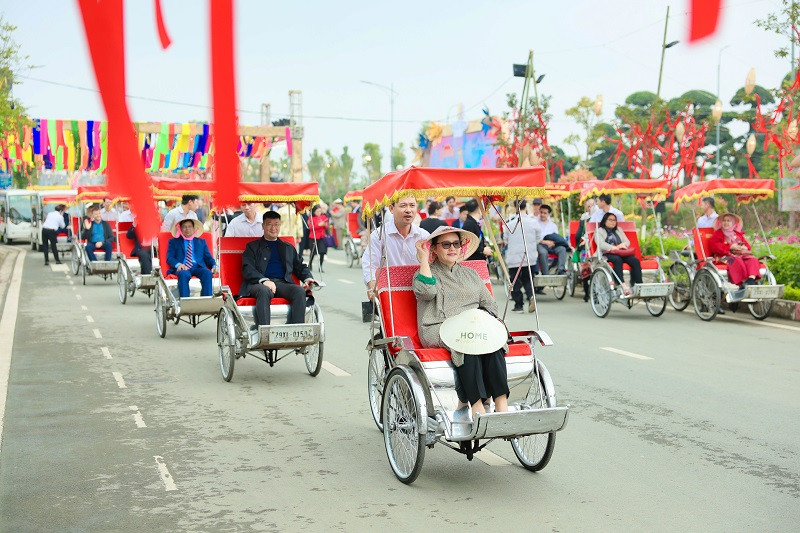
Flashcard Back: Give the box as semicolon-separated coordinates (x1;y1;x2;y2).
154;0;172;49
689;0;722;43
210;0;240;207
76;0;160;238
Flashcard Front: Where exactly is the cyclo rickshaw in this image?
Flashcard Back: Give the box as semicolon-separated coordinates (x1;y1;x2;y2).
215;182;325;381
342;189;365;268
150;178;222;338
116;191;178;304
531;182;577;300
670;178;783;321
580;179;675;318
29;186;77;254
71;185;123;285
363;166;569;484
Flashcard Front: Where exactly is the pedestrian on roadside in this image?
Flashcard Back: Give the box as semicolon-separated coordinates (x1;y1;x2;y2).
42;204;66;266
307;205;330;272
330;199;347;249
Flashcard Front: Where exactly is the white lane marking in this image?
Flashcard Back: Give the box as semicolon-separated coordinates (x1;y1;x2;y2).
86;315;94;323
75;294;82;300
71;287;76;291
322;361;351;377
0;249;26;456
325;257;345;266
112;372;127;389
129;405;147;428
475;449;511;466
717;315;800;333
65;274;71;279
93;329;102;339
154;456;178;491
101;347;112;360
50;264;68;272
337;279;355;285
81;305;88;311
600;347;653;360
68;280;74;285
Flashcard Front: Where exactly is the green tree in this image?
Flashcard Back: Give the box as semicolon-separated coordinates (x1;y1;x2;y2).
564;96;603;164
0;17;30;137
391;142;406;170
340;146;354;191
362;143;382;182
755;1;800;59
306;149;324;182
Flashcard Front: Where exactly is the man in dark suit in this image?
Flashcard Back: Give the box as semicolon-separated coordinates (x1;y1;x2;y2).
81;206;114;261
241;211;316;327
166;218;216;297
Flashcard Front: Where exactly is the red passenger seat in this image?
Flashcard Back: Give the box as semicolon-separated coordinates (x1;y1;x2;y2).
375;261;531;361
218;236;302;305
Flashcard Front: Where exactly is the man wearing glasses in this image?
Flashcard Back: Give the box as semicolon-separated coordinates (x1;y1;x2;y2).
240;211;317;329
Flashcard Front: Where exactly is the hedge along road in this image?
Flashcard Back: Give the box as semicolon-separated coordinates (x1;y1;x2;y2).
0;244;798;531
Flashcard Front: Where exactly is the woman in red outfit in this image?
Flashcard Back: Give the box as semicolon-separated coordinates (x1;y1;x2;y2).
708;213;761;287
307;204;329;272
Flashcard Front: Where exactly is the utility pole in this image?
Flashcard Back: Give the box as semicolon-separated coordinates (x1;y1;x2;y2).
656;6;671;99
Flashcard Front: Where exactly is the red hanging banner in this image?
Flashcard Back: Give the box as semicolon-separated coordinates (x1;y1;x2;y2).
689;0;722;42
210;0;240;207
154;0;172;49
76;0;160;238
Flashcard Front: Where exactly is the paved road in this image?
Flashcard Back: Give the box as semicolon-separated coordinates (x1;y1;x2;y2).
1;243;798;531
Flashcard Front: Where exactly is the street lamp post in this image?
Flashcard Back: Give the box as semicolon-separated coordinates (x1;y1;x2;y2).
716;45;730;178
361;80;397;173
656;6;679;99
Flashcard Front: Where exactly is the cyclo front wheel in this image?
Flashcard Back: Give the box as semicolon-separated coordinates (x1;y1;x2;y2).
367;336;388;431
645;296;667;317
589;269;613;318
155;284;168;338
511;371;556;471
747;270;776;320
382;368;425;484
217;307;236;382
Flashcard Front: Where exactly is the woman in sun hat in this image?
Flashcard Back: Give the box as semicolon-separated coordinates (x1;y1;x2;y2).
708;212;760;287
412;225;510;416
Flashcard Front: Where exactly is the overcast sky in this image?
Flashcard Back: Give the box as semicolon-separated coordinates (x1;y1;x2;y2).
4;0;794;176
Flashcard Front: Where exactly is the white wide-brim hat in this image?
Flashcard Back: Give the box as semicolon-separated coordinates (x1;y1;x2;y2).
439;308;507;355
424;225;480;260
172;217;203;237
713;212;742;232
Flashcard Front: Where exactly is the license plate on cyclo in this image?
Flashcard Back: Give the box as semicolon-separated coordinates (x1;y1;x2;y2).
269;325;315;344
638;285;666;297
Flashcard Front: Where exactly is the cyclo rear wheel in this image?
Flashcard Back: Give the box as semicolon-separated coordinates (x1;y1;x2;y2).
511;371;556;471
645;296;667;317
117;264;128;304
668;262;692;311
382;368;425;484
304;307;324;376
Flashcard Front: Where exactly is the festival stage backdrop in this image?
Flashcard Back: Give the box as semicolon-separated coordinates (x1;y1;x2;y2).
428;129;498;169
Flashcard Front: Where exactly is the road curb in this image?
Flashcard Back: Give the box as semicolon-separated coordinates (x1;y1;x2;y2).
770;299;800;322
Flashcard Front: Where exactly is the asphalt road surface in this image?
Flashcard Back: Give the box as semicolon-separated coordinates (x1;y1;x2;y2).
1;243;798;531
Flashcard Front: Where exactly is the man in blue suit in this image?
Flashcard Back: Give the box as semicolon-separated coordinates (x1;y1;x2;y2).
167;218;216;297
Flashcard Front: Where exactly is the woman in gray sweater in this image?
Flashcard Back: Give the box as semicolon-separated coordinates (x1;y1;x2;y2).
412;226;509;415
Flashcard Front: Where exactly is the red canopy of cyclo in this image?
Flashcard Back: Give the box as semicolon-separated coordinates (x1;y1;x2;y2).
577;178;671;202
361;166;547;217
151;178;320;212
343;189;363;202
673;179;775;210
76;185;109;203
543;182;576;199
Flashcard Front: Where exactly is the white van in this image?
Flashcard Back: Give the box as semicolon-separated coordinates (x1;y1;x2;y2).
0;189;37;244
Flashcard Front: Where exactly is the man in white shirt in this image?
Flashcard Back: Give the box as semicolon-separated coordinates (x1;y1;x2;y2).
224;203;264;237
42;204;67;265
161;194;199;232
440;196;460;220
100;197;118;222
588;193;625;224
362;195;429;298
696;197;718;228
118;201;134;223
536;204;569;275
